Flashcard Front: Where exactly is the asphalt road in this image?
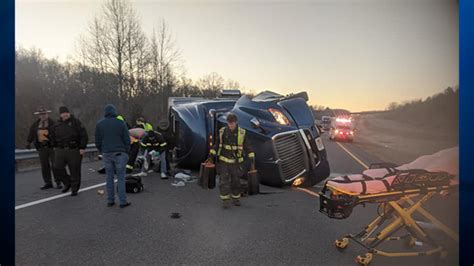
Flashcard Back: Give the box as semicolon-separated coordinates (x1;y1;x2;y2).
15;136;458;265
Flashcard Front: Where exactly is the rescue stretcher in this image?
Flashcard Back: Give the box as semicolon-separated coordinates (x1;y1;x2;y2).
319;147;459;265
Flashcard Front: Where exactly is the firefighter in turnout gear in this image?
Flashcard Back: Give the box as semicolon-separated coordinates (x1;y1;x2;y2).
207;113;255;208
138;130;168;178
135;116;153;132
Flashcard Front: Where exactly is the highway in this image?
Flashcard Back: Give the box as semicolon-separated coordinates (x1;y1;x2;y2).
15;136;458;265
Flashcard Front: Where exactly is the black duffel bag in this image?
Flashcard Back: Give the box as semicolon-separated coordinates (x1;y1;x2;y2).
125;176;144;193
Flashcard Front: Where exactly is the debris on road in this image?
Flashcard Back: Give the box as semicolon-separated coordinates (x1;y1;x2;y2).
97;189;105;195
171;181;186;187
174;172;198;182
170;212;181;219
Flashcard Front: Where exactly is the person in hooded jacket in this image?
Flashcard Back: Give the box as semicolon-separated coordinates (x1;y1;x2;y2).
95;104;132;208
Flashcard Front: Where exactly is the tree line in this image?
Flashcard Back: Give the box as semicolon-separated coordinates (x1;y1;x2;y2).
383;86;459;130
15;0;250;148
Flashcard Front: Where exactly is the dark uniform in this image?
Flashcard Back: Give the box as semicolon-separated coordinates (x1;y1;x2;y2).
140;130;168;176
140;130;168;153
27;117;61;188
50;113;88;194
209;125;255;204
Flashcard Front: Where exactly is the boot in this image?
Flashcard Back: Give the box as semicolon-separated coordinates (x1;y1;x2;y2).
40;184;53;190
232;199;241;206
222;200;231;209
61;185;71;193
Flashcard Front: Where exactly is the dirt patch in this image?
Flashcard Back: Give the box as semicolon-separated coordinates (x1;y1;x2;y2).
353;114;458;165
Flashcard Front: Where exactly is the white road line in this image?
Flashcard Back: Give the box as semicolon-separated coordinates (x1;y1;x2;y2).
15;181;113;211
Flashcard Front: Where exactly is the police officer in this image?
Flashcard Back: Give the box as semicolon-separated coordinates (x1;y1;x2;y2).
207;113;255;208
26;107;62;190
50;106;88;196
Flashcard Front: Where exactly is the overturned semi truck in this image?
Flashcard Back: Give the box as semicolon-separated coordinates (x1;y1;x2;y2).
165;90;330;187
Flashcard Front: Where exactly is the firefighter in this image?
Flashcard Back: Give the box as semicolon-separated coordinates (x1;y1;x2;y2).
135;116;153;132
125;134;140;174
26;106;62;190
50;106;89;196
137;130;168;178
207;113;255;208
116;114;131;129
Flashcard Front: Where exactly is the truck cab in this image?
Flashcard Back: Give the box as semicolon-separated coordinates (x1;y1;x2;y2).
167;90;330;187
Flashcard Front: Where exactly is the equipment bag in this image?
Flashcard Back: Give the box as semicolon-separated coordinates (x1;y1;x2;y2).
245;170;260;195
199;162;216;189
125;176;144;193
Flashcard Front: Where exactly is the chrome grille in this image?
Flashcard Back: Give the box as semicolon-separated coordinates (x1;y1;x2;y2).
273;132;306;181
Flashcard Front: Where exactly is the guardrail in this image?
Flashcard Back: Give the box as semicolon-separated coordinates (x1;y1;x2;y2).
15;144;99;171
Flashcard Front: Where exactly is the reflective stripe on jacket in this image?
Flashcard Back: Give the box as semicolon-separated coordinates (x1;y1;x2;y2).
209;126;255;163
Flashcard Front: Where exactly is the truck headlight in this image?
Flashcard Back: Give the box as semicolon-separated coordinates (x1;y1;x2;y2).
268;108;290;125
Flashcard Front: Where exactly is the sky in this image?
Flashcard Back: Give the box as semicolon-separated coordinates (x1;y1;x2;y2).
16;0;458;112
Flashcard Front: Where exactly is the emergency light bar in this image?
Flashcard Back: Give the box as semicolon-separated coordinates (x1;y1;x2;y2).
335;118;351;123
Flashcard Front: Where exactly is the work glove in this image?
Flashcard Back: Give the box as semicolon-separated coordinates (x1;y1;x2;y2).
26;143;31;150
206;156;214;164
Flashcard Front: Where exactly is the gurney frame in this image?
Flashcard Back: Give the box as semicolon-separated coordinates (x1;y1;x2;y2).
320;184;458;265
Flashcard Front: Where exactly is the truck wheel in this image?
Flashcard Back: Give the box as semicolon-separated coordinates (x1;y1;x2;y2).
301;175;319;187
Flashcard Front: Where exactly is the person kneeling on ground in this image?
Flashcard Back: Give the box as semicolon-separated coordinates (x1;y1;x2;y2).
138;130;169;179
95;104;131;208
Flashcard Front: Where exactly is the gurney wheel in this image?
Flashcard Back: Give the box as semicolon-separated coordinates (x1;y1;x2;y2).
355;253;373;266
334;238;349;250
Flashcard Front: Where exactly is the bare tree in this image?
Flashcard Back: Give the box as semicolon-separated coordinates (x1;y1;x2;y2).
197;72;225;98
225;79;241;90
149;19;182;115
386;102;399;111
174;77;201;97
79;0;147;109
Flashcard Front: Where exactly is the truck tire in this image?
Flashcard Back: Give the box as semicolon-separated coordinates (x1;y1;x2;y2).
302;160;330;187
301;175;319;187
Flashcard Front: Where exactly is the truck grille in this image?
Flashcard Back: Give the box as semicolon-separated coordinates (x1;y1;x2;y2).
274;132;306;182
